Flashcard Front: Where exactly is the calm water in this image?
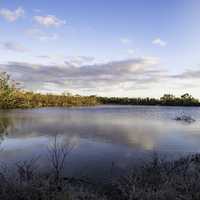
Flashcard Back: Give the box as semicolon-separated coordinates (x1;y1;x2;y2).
0;105;200;178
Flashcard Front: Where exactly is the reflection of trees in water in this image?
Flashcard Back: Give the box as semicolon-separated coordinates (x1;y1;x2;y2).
0;116;12;143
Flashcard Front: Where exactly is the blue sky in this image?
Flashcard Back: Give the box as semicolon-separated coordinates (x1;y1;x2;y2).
0;0;200;97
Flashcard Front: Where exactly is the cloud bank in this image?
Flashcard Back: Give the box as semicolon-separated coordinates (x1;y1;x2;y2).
0;57;164;94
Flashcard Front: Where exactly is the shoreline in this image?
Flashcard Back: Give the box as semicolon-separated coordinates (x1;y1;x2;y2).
1;103;200;110
0;150;200;200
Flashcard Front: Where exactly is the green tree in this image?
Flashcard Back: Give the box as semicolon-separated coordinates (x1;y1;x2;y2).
0;72;17;109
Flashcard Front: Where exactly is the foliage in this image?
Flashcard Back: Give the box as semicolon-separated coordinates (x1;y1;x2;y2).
98;96;160;105
0;72;98;109
0;72;18;109
160;93;199;106
98;93;200;106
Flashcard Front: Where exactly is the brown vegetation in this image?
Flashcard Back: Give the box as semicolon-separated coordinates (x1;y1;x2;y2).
0;72;98;109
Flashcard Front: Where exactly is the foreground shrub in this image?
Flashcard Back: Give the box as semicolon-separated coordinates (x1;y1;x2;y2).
108;154;200;200
0;153;200;199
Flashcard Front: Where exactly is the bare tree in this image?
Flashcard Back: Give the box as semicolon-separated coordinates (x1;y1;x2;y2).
48;134;75;183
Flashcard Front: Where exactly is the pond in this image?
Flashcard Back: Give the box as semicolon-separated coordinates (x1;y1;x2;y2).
0;105;200;179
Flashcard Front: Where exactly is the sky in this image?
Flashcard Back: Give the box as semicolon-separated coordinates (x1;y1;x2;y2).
0;0;200;97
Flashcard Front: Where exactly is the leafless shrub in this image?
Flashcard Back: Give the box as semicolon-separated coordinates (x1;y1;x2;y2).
108;153;200;200
48;134;75;183
16;157;40;184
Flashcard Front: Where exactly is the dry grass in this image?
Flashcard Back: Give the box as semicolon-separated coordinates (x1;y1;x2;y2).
107;153;200;200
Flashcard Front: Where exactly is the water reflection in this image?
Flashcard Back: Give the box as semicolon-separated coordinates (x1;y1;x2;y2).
0;106;200;178
0;116;12;143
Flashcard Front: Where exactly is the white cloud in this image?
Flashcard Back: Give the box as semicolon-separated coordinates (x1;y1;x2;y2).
35;55;96;66
0;57;163;94
152;38;167;47
26;28;58;41
120;38;132;45
0;7;24;22
33;15;66;27
1;41;28;52
66;56;95;66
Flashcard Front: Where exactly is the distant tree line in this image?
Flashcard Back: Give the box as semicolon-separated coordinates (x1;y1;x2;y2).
1;72;200;109
98;93;200;106
98;97;160;105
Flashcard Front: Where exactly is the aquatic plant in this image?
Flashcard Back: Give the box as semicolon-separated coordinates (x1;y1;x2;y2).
174;114;196;123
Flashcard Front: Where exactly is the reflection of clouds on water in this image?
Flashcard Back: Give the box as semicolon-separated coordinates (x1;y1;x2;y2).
0;106;200;160
0;106;200;179
0;117;160;151
1;135;49;150
0;110;161;151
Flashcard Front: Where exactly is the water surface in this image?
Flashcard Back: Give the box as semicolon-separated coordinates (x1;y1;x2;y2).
0;105;200;178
